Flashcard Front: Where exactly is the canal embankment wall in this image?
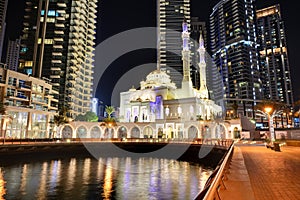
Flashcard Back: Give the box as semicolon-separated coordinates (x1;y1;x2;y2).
0;142;230;169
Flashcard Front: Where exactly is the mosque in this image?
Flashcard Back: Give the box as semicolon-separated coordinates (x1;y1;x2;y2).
58;21;239;140
115;20;229;139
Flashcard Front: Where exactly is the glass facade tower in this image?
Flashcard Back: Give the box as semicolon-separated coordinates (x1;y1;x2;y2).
157;0;191;87
256;4;294;106
210;0;262;117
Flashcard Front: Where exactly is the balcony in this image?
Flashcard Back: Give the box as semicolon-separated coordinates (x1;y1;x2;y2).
0;80;5;86
18;84;31;91
11;95;30;102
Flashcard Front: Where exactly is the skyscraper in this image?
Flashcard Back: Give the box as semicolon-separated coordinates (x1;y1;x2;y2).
157;0;191;87
0;0;8;62
19;0;98;118
190;17;206;90
5;39;20;71
210;0;262;118
256;4;294;106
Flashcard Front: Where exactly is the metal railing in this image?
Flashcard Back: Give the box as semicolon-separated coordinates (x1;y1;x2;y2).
195;141;234;199
0;138;233;148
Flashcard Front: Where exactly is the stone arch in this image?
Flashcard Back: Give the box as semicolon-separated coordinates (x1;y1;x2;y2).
214;124;227;139
188;126;198;139
117;126;128;138
90;126;101;138
77;125;88;138
61;125;73;139
211;123;230;139
131;127;141;138
143;126;154;138
166;125;174;138
233;127;240;139
203;125;210;138
104;128;115;138
157;127;163;138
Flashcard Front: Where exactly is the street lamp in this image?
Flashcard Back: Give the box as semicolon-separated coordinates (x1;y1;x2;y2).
264;107;275;144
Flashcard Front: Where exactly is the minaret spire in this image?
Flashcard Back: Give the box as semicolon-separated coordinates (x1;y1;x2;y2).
181;19;191;82
198;32;209;99
156;0;161;71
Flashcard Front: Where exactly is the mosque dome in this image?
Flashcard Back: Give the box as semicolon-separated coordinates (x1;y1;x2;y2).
140;69;177;90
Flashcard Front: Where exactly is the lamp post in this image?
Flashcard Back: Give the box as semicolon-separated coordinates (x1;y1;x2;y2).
264;107;275;144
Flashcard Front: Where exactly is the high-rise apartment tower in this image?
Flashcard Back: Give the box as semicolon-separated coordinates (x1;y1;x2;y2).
210;0;262;117
157;0;191;87
0;0;8;62
6;39;21;71
256;4;294;106
19;0;98;118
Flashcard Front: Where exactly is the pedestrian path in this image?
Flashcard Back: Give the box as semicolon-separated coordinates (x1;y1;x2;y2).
219;143;300;200
219;145;255;200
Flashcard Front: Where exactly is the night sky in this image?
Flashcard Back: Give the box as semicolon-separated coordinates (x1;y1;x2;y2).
5;0;300;105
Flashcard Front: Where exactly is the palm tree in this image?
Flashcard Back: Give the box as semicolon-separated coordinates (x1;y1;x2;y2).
105;106;115;121
52;107;69;138
103;106;116;126
231;101;239;118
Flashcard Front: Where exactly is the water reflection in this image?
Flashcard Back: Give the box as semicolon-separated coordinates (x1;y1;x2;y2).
0;157;213;200
102;158;114;199
0;168;6;199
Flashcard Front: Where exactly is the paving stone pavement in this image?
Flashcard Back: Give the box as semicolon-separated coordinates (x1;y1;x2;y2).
219;143;300;200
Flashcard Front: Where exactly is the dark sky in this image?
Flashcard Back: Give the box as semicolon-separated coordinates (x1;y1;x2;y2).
96;0;300;105
5;0;300;104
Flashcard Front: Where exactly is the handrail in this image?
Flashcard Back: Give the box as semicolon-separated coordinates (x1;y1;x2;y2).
0;138;234;148
195;141;234;199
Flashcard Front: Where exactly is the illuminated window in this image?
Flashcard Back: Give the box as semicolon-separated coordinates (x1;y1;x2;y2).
47;18;55;23
25;61;33;67
21;47;28;53
45;39;53;44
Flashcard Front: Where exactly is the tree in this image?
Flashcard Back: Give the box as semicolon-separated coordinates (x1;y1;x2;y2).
53;114;67;127
102;106;116;126
231;101;239;118
75;111;98;122
85;111;98;122
75;114;85;121
52;107;69;138
105;106;115;121
53;107;69;126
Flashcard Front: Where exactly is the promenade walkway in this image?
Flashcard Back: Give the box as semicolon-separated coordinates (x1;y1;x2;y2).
219;142;300;200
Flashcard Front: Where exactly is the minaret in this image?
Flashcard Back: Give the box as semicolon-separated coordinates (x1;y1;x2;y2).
181;19;191;82
198;33;209;99
180;19;194;97
156;0;161;71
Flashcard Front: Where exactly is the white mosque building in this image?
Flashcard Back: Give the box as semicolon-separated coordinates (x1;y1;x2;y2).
116;21;227;139
58;21;240;140
120;21;222;124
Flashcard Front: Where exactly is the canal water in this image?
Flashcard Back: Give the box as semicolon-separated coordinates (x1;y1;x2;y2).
0;156;213;200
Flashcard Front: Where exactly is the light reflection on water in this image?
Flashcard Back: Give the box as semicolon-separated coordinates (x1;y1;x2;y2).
0;157;213;200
